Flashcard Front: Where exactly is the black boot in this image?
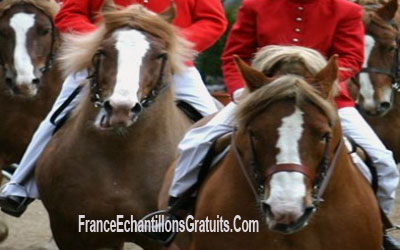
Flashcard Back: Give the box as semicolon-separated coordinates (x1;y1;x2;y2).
0;194;33;217
140;196;195;246
383;234;400;250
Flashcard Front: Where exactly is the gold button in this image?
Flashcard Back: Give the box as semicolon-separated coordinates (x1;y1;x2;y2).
296;17;303;22
295;28;301;32
298;6;304;10
293;38;299;43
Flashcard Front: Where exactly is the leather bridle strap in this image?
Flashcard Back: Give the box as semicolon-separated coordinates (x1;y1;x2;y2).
231;132;261;202
313;138;344;204
231;129;344;207
265;164;316;180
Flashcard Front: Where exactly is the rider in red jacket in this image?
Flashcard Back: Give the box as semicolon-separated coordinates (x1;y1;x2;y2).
160;0;399;248
222;0;363;109
0;0;227;225
55;0;227;55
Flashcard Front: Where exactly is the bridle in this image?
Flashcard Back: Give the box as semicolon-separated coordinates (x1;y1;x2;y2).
0;7;56;75
231;127;344;234
356;19;400;93
87;50;169;109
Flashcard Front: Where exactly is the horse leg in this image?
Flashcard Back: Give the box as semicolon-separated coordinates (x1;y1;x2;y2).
49;218;88;250
0;218;8;243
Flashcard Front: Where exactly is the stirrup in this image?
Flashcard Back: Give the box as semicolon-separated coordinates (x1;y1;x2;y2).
1;164;18;181
386;225;400;233
139;210;178;246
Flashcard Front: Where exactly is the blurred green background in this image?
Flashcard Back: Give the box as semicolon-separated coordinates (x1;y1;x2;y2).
195;0;242;92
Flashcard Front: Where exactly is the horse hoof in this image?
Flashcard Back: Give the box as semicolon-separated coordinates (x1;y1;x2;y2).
0;220;9;242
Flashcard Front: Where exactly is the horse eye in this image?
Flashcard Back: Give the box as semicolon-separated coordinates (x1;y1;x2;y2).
320;132;330;142
39;28;50;36
155;53;167;60
387;46;396;53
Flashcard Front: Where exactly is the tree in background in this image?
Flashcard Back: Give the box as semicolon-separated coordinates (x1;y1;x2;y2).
195;0;242;92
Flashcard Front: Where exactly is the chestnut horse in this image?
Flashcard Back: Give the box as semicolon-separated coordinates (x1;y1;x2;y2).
0;0;61;242
348;0;400;161
0;0;62;171
163;46;382;250
36;3;192;250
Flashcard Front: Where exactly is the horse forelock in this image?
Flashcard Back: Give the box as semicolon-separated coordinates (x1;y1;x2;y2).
251;46;328;76
235;75;338;130
59;4;193;78
0;0;59;18
235;46;338;129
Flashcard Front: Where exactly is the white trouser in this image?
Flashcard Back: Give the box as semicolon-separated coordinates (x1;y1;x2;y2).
169;105;399;215
338;107;399;214
2;66;217;199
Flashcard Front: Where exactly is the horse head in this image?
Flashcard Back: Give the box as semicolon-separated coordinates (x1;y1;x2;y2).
59;2;192;130
233;46;341;234
357;0;399;116
0;0;59;97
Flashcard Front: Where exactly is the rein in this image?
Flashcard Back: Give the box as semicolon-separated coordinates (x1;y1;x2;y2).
87;51;169;109
231;128;344;233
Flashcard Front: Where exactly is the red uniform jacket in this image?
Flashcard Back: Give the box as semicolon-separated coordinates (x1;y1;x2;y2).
222;0;364;108
55;0;228;54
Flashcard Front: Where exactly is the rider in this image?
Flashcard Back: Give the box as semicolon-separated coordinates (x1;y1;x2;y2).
150;0;400;248
0;0;227;216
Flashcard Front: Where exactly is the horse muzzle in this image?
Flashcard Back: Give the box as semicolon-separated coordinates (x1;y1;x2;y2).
263;202;316;234
96;100;142;130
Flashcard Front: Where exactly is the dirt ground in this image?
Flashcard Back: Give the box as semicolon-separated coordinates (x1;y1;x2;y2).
0;201;142;250
1;172;400;250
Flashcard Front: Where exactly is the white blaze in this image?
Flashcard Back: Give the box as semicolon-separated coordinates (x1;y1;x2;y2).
381;85;393;104
359;35;376;108
275;106;304;165
109;29;150;108
10;13;36;85
266;107;306;221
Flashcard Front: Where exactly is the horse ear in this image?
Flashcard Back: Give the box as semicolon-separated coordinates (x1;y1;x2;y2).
362;11;372;25
233;55;273;92
313;55;339;98
101;0;117;13
377;0;398;22
160;2;176;23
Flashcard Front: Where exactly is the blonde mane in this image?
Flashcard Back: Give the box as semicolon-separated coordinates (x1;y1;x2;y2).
59;4;193;77
236;46;339;128
0;0;60;18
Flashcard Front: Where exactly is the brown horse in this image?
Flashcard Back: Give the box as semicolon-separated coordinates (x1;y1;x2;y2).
347;0;400;162
36;3;192;250
0;0;62;172
0;0;61;242
162;46;382;250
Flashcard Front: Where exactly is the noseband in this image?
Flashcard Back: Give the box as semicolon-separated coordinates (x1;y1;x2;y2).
87;50;168;109
231;128;344;233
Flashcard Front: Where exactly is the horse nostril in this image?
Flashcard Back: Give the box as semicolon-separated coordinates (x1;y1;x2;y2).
263;203;272;217
131;103;142;114
379;101;391;111
5;78;13;86
32;78;40;85
104;100;113;113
